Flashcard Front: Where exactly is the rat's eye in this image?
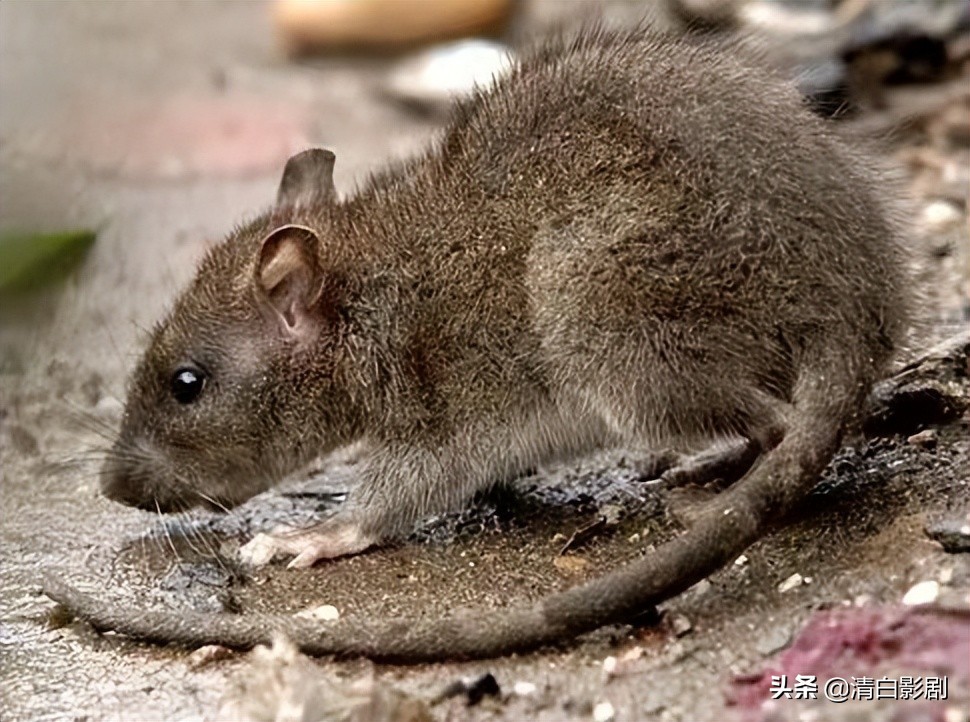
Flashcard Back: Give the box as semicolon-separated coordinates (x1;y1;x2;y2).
171;366;207;404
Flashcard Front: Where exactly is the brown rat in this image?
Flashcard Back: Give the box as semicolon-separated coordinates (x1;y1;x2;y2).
45;25;914;661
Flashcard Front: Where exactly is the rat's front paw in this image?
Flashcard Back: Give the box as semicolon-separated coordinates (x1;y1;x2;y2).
240;519;378;569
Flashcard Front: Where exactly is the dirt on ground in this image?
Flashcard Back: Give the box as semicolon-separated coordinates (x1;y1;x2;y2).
1;2;968;721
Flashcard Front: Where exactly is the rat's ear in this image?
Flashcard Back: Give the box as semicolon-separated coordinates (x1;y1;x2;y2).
277;149;337;206
255;224;325;337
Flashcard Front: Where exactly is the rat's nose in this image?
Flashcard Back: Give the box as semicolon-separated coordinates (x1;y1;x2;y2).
100;454;181;512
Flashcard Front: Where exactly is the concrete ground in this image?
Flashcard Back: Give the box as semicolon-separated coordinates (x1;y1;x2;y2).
1;2;968;721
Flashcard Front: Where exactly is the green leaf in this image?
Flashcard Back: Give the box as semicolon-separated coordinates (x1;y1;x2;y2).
0;229;98;294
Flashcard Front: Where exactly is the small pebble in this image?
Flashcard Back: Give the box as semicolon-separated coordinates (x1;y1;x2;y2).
925;518;970;553
188;644;234;669
740;1;831;34
922;200;962;233
600;504;623;526
902;580;940;606
603;646;644;680
239;534;279;566
592;701;616;722
386;40;512;110
734;554;748;566
778;573;804;593
907;429;938;450
755;626;792;657
295;604;340;621
619;646;643;663
670;613;693;637
691;579;712;596
554;555;591;574
512;681;537;697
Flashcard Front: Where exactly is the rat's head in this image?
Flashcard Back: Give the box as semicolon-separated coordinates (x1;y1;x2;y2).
101;150;355;512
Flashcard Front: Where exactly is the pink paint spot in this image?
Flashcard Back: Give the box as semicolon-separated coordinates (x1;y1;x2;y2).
728;606;970;712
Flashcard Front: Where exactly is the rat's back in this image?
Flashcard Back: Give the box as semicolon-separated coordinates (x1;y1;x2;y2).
407;26;914;447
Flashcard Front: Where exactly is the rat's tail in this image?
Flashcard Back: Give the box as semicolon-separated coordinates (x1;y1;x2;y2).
44;351;869;662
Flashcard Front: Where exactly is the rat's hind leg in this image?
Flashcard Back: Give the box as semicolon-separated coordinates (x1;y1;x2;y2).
660;424;786;490
659;427;785;526
627;440;759;487
589;362;790;523
624;448;681;480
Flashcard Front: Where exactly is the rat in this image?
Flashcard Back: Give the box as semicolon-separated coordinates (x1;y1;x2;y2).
44;25;914;662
